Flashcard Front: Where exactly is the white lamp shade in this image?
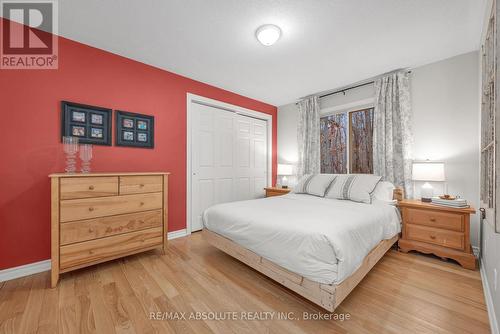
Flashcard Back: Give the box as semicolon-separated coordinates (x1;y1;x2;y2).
277;164;293;176
412;161;445;182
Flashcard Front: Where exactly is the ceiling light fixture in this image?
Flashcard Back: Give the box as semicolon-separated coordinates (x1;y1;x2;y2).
255;24;281;46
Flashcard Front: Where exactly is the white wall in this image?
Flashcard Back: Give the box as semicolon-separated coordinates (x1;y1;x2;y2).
412;51;480;246
277;51;481;247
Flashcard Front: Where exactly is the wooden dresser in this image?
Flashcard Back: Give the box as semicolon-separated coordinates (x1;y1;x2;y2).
50;172;169;287
398;200;476;269
264;187;291;197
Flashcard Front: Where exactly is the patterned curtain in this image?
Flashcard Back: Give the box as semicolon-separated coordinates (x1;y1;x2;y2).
373;71;413;198
297;96;320;177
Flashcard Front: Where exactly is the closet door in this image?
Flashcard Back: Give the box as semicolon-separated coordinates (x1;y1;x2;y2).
191;104;235;232
191;104;268;232
234;115;268;200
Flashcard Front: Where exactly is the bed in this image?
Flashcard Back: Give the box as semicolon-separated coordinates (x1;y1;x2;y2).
202;189;401;312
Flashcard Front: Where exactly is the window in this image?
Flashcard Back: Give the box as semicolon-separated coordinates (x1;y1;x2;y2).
320;108;374;174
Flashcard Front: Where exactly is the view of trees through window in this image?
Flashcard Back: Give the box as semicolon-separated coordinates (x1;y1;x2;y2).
320;108;374;174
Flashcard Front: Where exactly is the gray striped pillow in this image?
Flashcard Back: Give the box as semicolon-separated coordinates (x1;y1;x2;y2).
293;174;314;194
325;174;382;204
293;174;336;197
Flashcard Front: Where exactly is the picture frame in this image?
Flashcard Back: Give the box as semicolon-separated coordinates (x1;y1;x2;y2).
61;101;112;145
115;110;154;148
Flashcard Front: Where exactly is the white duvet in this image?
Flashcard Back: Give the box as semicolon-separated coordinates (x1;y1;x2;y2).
203;193;401;285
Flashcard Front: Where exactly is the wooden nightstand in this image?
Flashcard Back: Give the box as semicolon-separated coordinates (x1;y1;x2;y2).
264;187;291;197
398;200;476;270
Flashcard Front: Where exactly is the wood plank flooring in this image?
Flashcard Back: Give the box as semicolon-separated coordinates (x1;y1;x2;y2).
0;232;490;334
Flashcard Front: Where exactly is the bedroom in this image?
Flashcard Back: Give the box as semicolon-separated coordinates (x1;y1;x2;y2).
0;0;497;333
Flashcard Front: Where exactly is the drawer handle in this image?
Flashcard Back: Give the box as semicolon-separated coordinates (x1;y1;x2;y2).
88;228;94;233
88;207;94;212
88;185;95;190
430;235;436;240
140;184;145;188
429;218;436;222
140;202;145;206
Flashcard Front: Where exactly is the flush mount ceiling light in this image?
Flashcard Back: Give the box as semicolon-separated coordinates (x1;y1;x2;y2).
255;24;281;46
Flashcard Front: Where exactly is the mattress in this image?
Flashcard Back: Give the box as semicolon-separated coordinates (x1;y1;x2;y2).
203;193;401;285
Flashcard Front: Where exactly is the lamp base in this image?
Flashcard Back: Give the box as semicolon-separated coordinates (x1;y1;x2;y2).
281;185;288;189
420;182;434;203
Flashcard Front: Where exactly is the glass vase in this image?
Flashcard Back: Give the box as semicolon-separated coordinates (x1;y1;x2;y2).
79;144;93;173
63;136;79;173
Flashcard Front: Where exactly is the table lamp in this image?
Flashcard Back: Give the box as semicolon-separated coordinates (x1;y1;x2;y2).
412;161;445;202
277;164;293;188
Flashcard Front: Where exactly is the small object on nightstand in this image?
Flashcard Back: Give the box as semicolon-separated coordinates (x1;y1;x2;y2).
398;199;476;270
264;186;291;197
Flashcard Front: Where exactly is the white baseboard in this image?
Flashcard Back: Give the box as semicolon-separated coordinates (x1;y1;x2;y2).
480;259;499;334
0;259;51;283
168;228;188;240
0;229;190;283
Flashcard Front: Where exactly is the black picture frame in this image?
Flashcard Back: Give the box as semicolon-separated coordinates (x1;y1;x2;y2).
61;101;112;145
115;110;154;148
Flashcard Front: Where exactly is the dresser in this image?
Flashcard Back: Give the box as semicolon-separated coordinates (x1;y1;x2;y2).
398;200;476;269
50;172;169;287
264;186;291;197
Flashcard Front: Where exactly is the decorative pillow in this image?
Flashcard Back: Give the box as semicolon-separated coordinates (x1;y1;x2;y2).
293;174;336;197
293;174;313;193
325;174;382;204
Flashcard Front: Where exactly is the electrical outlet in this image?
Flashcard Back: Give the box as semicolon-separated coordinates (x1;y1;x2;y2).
495;269;498;291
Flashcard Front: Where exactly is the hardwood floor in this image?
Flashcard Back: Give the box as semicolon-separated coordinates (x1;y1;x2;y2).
0;232;490;334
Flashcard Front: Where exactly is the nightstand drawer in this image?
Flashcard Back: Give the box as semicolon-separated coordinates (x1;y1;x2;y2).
267;190;286;197
406;208;464;232
406;224;464;250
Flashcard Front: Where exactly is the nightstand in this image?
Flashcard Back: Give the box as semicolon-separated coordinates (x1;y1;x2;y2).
398;200;476;270
264;187;291;197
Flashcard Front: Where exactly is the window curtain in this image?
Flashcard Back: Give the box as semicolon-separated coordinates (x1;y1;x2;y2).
297;95;321;177
373;71;413;198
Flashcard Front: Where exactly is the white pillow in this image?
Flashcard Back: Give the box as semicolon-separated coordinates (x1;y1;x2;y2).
372;181;395;201
325;174;382;204
371;181;397;205
293;174;336;197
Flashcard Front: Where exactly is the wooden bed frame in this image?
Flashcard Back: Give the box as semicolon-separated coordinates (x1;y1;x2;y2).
202;230;398;312
202;188;403;312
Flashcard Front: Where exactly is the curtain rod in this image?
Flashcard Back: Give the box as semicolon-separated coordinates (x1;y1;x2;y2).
295;68;412;105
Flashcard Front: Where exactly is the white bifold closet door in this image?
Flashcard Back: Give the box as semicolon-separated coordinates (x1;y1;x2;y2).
191;103;268;232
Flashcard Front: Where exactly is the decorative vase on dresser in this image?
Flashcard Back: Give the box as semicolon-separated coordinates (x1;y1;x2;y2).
50;172;169;287
398;199;476;270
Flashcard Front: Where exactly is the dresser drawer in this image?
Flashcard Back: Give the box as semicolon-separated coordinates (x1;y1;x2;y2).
60;192;163;222
406;208;464;232
120;175;163;194
60;176;118;200
60;210;162;245
60;227;163;269
406;224;464;250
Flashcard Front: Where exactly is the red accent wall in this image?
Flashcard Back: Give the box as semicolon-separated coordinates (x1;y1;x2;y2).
0;29;277;270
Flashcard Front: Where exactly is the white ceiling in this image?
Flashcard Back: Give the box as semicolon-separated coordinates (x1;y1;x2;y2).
36;1;491;105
